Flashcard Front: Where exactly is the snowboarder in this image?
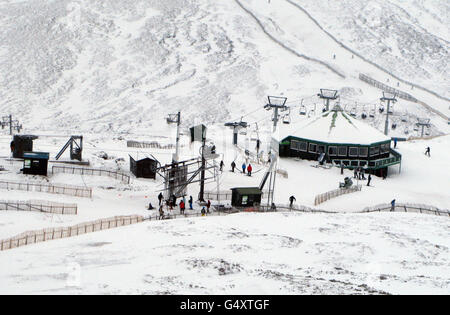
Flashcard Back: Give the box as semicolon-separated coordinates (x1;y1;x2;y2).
390;199;396;212
231;161;236;172
158;192;163;206
220;160;224;172
189;196;193;210
247;164;252;176
201;207;206;216
289;195;296;208
206;200;211;213
425;147;430;157
242;162;246;174
179;200;185;215
367;174;372;186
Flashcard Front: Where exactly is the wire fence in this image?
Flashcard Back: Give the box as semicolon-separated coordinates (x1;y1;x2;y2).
52;166;130;184
314;185;362;205
0;200;77;215
127;140;179;150
203;190;270;201
0;179;92;198
0;215;143;251
359;74;418;102
361;203;449;216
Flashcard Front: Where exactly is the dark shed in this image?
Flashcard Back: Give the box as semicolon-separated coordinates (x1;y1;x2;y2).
11;135;38;158
23;152;49;176
129;155;157;179
231;187;262;207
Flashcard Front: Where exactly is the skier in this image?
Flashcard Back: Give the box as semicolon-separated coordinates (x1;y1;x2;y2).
179;200;185;215
367;174;372;186
220;160;224;172
289;195;296;208
206;200;211;213
158;192;164;206
390;199;396;212
242;162;246;174
231;161;236;172
425;147;430;157
201;207;206;216
247;164;252;176
189;196;193;210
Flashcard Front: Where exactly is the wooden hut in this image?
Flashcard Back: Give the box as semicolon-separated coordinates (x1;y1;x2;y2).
129;155;157;179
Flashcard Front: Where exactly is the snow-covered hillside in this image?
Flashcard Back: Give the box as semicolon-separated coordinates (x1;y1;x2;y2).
0;0;448;134
1;212;449;295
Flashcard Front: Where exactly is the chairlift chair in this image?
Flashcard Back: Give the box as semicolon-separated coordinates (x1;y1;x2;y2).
388;105;394;115
282;114;291;124
379;105;385;113
350;107;357;117
391;122;397;130
299;105;306;115
361;112;367;119
404;128;409;135
401;113;408;122
369;109;375;118
308;109;315;118
413;124;419;132
322;105;327;113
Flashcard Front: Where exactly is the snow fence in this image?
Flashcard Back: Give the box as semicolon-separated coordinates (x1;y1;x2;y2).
0;215;144;251
0;180;92;198
52;166;130;184
0;200;77;215
314;185;362;205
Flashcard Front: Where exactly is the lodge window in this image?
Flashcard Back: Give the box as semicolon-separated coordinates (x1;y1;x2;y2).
370;146;380;156
380;143;390;153
299;141;307;152
318;145;325;154
309;143;317;153
359;147;368;157
349;147;358;157
328;146;338;156
290;140;299;150
338;146;347;156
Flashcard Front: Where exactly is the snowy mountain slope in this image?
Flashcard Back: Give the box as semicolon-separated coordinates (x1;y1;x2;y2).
0;0;448;135
289;0;450;99
1;212;448;294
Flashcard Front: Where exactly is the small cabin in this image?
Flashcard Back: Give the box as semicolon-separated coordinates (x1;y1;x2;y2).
231;187;262;207
129;155;157;179
11;135;38;158
23;152;49;176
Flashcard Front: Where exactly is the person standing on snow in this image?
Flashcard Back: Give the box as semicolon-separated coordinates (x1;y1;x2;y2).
242;162;246;174
289;195;296;208
158;192;164;206
220;160;224;172
179;200;185;215
390;199;396;212
189;196;193;210
159;206;165;220
206;200;211;213
247;164;252;176
367;174;372;186
425;147;430;157
201;207;206;216
231;161;236;172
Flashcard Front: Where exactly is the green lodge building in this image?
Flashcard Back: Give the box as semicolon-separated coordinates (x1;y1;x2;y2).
278;105;402;177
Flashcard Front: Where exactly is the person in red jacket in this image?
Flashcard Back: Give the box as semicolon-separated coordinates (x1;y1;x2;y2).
206;200;211;213
247;164;252;176
179;200;185;214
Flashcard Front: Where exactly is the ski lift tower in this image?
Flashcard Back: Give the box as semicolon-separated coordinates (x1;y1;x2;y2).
167;112;181;162
380;92;397;135
416;118;431;137
318;89;338;112
224;120;248;145
264;96;288;132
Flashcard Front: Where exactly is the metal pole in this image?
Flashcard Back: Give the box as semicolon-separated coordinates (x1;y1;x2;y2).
174;112;181;163
273;107;279;132
384;99;391;135
326;99;330;111
199;137;206;202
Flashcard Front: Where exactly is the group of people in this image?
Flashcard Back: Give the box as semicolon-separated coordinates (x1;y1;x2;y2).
154;192;211;219
230;161;253;176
